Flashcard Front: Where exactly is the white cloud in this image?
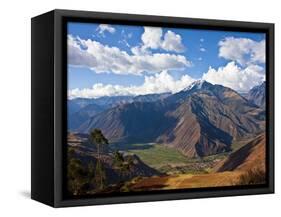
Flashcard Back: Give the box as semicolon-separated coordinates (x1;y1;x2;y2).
202;61;265;92
218;37;265;65
96;24;116;35
68;35;190;75
200;47;206;52
130;45;149;56
68;70;195;99
135;27;185;53
200;38;204;42
141;27;163;50
161;30;185;52
209;37;266;91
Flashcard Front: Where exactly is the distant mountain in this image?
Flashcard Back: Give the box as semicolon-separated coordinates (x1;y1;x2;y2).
77;80;265;157
246;81;266;108
69;93;171;111
91;96;134;108
78;101;174;143
133;92;171;103
217;133;265;172
68;98;97;115
68;103;105;130
68;100;82;115
68;96;134;113
68;96;134;130
68;93;172;130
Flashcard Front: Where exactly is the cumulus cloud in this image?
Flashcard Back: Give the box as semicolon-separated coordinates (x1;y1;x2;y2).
96;24;116;35
68;70;195;99
68;35;190;75
162;30;185;52
133;27;185;53
218;37;265;66
202;61;265;92
141;27;163;50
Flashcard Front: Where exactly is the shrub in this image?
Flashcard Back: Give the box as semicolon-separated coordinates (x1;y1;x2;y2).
237;168;266;185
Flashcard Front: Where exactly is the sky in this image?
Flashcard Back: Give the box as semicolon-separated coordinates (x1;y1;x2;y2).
67;22;266;99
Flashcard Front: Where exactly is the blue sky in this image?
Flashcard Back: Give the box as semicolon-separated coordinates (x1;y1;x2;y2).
67;22;266;98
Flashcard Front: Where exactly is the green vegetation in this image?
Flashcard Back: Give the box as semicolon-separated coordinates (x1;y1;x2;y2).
67;129;111;195
114;143;232;174
67;158;88;195
127;143;189;168
113;151;135;176
89;128;109;190
67;148;90;196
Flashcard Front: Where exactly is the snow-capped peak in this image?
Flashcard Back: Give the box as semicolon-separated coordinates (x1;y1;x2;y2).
183;79;207;91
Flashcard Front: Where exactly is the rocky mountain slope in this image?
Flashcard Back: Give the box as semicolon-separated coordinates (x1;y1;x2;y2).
157;82;264;157
78;101;174;143
217;133;266;172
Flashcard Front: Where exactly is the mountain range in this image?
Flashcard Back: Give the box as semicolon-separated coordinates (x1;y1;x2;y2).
68;81;266;157
68;93;170;130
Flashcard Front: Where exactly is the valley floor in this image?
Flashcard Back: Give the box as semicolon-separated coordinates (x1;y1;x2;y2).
110;143;227;174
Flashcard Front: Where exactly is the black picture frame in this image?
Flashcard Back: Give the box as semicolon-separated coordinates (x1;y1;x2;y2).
31;9;274;207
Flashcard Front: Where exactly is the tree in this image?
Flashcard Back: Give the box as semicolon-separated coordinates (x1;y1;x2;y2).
89;128;109;190
113;150;125;168
67;158;87;195
87;161;95;187
113;151;135;177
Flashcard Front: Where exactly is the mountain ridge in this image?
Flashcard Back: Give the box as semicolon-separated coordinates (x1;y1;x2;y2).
76;81;265;157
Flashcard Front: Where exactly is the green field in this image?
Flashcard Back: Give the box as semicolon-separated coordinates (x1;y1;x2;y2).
110;143;234;174
126;143;189;168
124;143;227;174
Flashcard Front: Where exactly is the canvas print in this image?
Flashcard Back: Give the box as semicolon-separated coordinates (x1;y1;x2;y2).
66;22;266;197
